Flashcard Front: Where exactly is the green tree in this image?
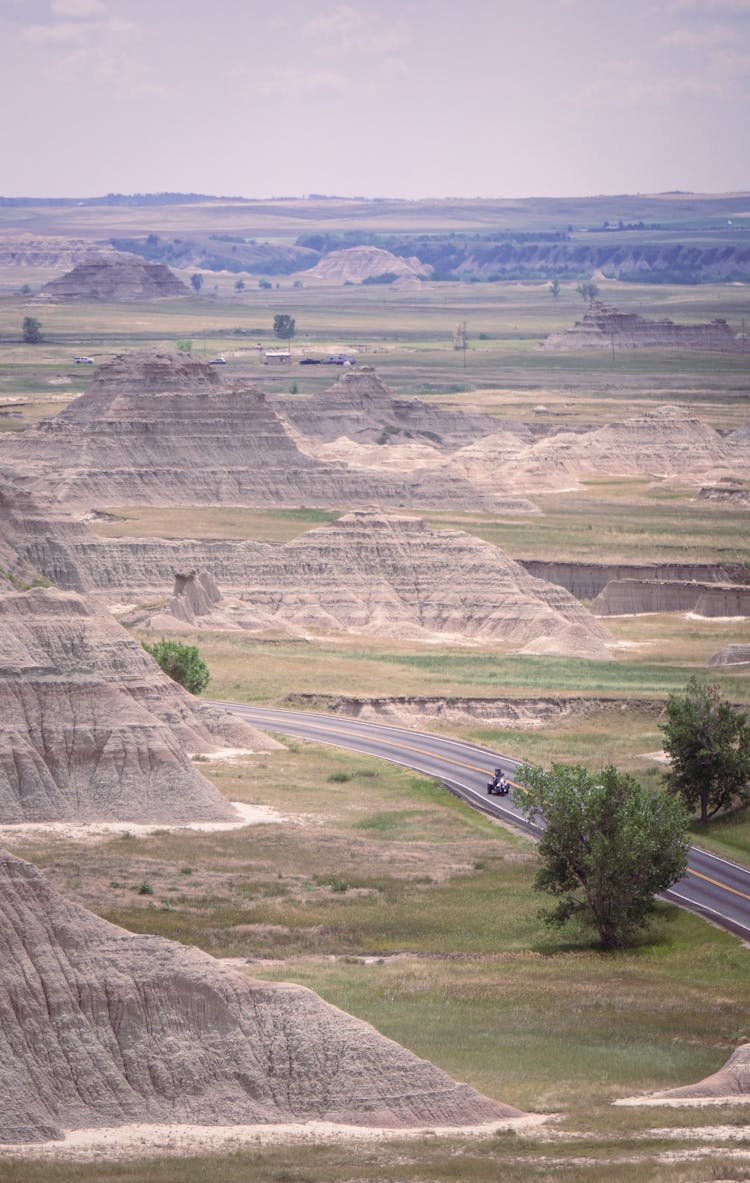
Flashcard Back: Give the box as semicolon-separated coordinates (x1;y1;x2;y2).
576;281;599;306
515;763;689;949
22;316;43;344
549;277;561;300
175;339;193;353
661;676;750;824
234;278;246;292
273;313;296;340
190;272;203;295
142;639;210;695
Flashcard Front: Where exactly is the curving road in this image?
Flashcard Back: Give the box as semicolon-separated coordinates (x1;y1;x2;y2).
213;701;750;944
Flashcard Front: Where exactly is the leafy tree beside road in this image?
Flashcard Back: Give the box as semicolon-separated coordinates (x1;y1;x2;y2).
190;272;203;295
142;639;210;695
515;763;689;949
661;676;750;824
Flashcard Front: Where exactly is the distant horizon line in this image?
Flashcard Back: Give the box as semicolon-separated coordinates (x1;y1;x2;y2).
2;190;749;205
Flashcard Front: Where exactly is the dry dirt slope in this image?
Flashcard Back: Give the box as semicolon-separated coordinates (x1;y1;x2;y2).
0;851;519;1143
0;587;276;823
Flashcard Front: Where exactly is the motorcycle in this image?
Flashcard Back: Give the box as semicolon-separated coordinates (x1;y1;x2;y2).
487;769;510;796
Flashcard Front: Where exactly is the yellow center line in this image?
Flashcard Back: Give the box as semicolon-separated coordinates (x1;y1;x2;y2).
270;717;493;775
687;868;750;902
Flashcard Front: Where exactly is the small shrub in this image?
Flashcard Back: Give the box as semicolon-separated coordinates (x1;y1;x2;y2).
328;771;352;783
137;881;154;895
142;638;209;695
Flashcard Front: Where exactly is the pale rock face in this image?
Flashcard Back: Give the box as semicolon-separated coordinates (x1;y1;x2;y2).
0;851;520;1143
448;404;749;493
130;513;613;656
298;246;431;283
591;579;750;617
276;366;514;451
0;588;276;823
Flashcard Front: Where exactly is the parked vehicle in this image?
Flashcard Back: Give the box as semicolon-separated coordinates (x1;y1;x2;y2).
208;356;226;365
74;356;94;364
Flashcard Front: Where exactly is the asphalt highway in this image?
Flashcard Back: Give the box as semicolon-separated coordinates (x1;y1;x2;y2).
213;701;750;944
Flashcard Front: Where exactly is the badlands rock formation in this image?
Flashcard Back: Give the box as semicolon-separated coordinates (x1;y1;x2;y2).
518;559;750;600
540;302;745;352
0;851;519;1143
450;404;750;494
0;352;510;512
591;579;750;617
644;1045;750;1101
277;365;526;453
300;246;430;283
41;255;189;300
0;236;115;270
0;587;276;824
0;474;96;590
121;513;615;657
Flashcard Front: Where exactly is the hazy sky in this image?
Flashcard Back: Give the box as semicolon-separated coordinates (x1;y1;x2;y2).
1;0;748;199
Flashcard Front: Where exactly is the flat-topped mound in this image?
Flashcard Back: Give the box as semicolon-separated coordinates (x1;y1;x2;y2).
540;301;745;352
0;587;275;823
0;851;519;1143
41;255;189;300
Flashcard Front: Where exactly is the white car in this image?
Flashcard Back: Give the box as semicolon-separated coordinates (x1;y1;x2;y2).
73;356;95;364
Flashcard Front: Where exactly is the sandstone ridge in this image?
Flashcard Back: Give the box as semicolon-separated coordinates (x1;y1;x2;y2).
121;512;615;657
0;851;519;1143
0;587;276;823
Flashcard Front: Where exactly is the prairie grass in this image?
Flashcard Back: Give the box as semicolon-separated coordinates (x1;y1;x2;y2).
192;628;750;707
4;1141;750;1183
